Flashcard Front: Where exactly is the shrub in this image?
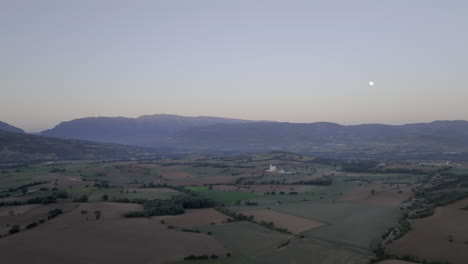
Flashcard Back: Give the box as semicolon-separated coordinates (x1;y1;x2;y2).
94;210;101;220
73;195;88;203
48;209;63;219
26;222;38;229
9;225;21;234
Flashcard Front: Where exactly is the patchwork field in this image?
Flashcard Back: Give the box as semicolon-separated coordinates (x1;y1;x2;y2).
1;153;463;264
259;201;402;249
0;202;229;264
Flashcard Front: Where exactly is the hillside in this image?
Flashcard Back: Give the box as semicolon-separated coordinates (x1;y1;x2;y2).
172;120;468;159
0;121;25;134
0;130;159;164
42;114;253;146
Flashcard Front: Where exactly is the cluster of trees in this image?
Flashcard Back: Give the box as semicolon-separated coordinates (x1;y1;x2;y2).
50;167;66;173
277;239;291;249
93;182;110;189
405;177;468;219
28;190;68;204
237;177;332;186
94;210;101;220
48;209;63;219
264;191;298;195
291;176;333;186
73;195;88;203
341;161;437;175
180;228;201;233
8;225;21;234
0;191;68;207
139;182;166;188
6;208;63;237
7;181;48;192
0;193;11;199
27;195;58;205
124;195;216;217
184;254;219;260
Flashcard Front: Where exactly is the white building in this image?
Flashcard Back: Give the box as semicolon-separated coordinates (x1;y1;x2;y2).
266;164;277;172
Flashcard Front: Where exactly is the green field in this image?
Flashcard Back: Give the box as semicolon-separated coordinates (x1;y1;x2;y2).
186;186;256;204
273;202;401;249
448;167;468;175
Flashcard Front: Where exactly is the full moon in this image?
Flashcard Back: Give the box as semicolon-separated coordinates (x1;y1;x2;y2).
369;81;374;86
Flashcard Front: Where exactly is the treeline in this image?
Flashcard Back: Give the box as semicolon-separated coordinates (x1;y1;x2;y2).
236;176;333;186
184;254;225;261
341;161;447;175
0;191;68;207
6;181;49;192
123;195;216;217
264;191;298;195
2;209;63;238
407;189;468;219
216;207;290;234
291;176;333;186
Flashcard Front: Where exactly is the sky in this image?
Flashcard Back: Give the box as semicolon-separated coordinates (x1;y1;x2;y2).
1;0;468;132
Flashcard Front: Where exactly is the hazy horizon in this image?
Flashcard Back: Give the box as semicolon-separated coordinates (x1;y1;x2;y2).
2;0;468;132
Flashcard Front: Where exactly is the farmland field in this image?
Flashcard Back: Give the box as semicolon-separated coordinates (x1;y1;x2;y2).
1;152;466;264
238;209;324;233
386;198;468;264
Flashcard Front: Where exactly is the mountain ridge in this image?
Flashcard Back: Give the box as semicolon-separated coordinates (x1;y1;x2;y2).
38;114;468;159
0;121;25;134
0;130;159;164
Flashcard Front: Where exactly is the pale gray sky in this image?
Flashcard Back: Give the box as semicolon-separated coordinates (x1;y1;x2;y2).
1;0;467;132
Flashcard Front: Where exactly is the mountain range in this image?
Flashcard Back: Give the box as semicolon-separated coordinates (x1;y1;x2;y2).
2;115;468;161
41;114;253;146
39;114;468;160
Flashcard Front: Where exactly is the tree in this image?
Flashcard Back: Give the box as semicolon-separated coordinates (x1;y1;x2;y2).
9;225;21;234
73;195;88;203
94;210;101;220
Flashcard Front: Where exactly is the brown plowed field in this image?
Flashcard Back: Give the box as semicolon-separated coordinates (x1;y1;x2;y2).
0;203;77;235
0;202;228;264
387;200;468;264
337;185;412;206
164;171;195;179
152;208;229;227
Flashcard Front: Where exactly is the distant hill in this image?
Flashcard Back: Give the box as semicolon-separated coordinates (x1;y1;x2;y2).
0;121;25;134
42;114;253;146
40;115;468;160
172;120;468;159
0;130;159;164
